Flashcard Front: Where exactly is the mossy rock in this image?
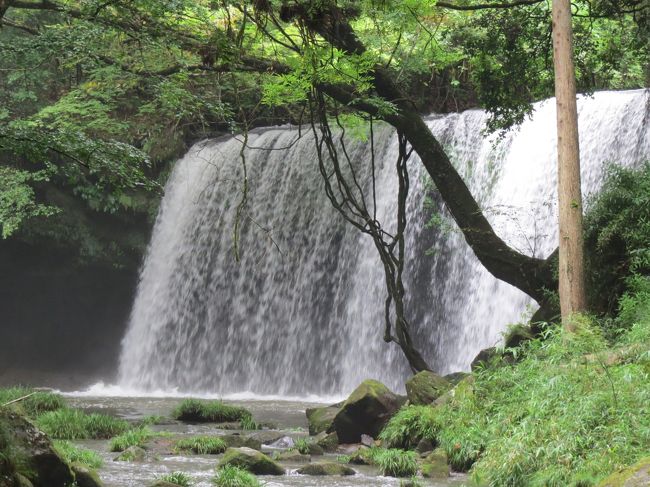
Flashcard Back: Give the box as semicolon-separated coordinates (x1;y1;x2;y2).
305;405;341;436
275;451;310;463
219;434;262;451
113;446;146;462
330;380;405;444
217;447;284;475
15;474;34;487
71;464;104;487
597;458;650;487
442;372;469;385
504;324;534;348
248;431;286;445
315;431;338;452
421;449;449;479
405;371;451;405
296;462;356;476
0;410;74;487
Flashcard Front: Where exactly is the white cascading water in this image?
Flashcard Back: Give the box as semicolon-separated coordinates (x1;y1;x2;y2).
118;89;649;396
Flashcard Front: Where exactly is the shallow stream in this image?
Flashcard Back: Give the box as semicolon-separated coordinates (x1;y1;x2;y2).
66;395;466;487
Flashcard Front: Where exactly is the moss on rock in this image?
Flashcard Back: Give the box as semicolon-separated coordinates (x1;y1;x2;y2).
597;458;650;487
296;462;356;476
217;447;284;475
405;371;450;405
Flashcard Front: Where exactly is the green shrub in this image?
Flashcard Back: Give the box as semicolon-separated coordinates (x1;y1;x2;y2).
584;162;650;316
379;405;441;449
109;427;153;452
173;436;227;454
426;314;650;485
53;440;103;469
158;471;193;486
376;449;418;477
0;388;66;417
37;409;130;439
172;399;251;423
213;464;261;487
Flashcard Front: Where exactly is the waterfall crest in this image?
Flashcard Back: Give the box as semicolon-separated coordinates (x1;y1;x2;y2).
118;89;650;396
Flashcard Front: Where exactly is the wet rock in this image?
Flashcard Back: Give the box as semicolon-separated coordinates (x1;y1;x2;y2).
296;462;356;476
443;372;469;385
0;410;74;487
248;431;286;445
597;457;650;486
360;434;374;447
114;446;146;462
315;431;338;452
348;448;373;465
71;464;104;487
268;436;294;449
415;438;434;455
421;448;449;479
330;380;405;443
305;404;341;436
406;371;451;405
220;434;262;451
471;347;498;370
304;442;323;456
217;447;284;475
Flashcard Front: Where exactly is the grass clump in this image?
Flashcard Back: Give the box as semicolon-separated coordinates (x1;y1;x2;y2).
291;438;311;455
376;449;418;477
238;416;258;430
172;399;251;423
109;427;153;452
53;440;103;469
158;471;193;486
379;404;441;449
417;304;650;485
213;465;261;487
36;409;130;439
0;388;66;417
173;436;227;454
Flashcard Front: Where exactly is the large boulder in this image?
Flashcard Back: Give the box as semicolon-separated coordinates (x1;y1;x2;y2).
405;371;450;405
305;404;341;436
0;410;74;487
597;458;650;487
315;431;338;452
330;380;405;444
296;463;356;476
217;447;284;475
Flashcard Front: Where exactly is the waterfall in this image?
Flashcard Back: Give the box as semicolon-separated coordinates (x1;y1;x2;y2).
118;89;650;396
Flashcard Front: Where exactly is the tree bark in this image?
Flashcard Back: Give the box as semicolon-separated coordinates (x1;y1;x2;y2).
552;0;587;328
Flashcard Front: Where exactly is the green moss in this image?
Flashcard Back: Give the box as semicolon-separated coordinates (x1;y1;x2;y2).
217;447;284;475
295;462;356;475
172;399;251;423
173;436;227;454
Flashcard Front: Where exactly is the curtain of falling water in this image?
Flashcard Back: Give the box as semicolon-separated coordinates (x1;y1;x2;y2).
118;90;650;396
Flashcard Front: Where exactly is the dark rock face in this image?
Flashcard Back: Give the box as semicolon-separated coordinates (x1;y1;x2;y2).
330;380;405;444
405;371;450;405
0;411;73;487
71;464;104;487
470;347;498;370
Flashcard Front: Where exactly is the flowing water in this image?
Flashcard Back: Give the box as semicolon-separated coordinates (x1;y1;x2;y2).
65;395;466;487
117;89;650;397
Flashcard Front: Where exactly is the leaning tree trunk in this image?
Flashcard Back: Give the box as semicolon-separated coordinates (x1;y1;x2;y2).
552;0;587;329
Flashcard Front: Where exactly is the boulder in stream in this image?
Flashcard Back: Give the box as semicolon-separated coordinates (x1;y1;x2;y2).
305;404;341;435
217;447;284;475
296;462;356;476
330;380;405;443
421;449;450;479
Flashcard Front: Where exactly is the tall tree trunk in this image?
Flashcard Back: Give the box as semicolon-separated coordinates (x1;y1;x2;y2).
552;0;587;329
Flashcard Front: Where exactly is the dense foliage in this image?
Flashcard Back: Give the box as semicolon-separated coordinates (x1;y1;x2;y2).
380;283;650;485
0;0;647;264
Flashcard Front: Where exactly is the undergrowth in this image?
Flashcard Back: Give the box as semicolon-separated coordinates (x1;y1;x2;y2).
0;388;66;417
213;464;261;487
376;448;418;477
381;280;650;486
158;471;193;486
53;440;103;469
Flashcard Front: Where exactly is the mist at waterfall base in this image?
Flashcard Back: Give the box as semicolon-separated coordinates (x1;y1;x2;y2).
87;89;648;400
